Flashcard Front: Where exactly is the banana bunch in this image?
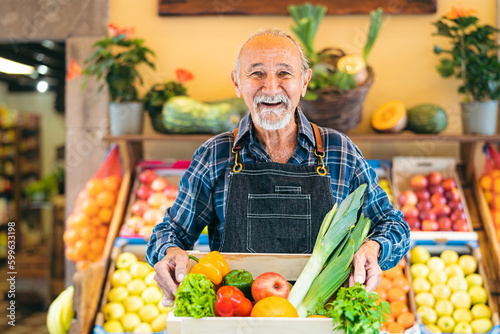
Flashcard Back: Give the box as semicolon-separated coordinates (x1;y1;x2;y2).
47;285;75;334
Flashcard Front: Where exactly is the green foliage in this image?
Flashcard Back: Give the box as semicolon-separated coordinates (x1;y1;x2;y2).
363;8;384;63
24;168;64;201
174;273;217;318
433;10;500;102
144;81;187;109
316;283;390;334
82;33;156;102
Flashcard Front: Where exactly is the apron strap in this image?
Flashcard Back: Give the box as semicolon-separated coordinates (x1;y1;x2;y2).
232;128;243;173
310;122;323;154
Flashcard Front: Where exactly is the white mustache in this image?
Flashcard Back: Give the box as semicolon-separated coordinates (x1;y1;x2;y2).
253;94;291;108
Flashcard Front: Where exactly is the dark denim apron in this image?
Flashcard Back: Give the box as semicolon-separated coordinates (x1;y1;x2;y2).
220;123;334;254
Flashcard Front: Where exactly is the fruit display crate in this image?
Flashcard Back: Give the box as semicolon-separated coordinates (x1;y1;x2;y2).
392;156;477;242
367;159;395;205
406;241;500;334
167;251;343;334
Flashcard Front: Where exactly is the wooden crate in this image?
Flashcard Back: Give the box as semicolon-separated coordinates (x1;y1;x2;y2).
167;251;342;334
392;156;478;242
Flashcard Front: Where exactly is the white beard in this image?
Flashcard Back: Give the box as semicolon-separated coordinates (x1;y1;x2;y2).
253;94;293;131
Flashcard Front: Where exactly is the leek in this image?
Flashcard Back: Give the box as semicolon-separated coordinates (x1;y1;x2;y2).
287;184;368;310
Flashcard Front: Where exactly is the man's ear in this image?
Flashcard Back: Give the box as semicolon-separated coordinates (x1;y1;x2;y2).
231;71;242;98
301;68;313;97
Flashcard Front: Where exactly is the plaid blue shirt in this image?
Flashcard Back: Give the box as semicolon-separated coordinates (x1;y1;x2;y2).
146;109;410;270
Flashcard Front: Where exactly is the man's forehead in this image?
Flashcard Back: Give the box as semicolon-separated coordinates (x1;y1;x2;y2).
240;35;301;68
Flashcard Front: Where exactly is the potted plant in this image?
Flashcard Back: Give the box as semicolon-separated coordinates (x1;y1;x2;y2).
433;5;500;135
69;24;156;135
288;4;383;133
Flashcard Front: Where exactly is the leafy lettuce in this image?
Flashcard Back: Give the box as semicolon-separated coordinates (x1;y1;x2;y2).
174;273;217;318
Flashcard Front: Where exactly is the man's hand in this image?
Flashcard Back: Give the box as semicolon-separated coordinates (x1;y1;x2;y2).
349;240;382;292
153;247;189;306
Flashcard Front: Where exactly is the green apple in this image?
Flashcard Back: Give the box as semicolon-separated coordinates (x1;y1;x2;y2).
413;277;431;293
437;315;455;333
453;308;473;323
130;261;152;279
116;252;138;270
138;303;160;323
426;324;442;333
103;302;125;321
111;269;132;287
458;255;477;275
133;322;153;333
417;305;438;325
121;312;141;331
471;318;493;333
145;271;156;286
127;278;147;295
465;273;483;288
434;300;454;317
428;270;448;285
431;283;451;300
158;300;173;313
453;321;473;334
445;264;464;278
440;250;459;266
451;291;471;309
468;285;488;305
447;276;468;292
411;246;431;264
471;304;492;319
107;286;129;303
123;295;145;313
151;313;168;332
103;320;124;332
411;263;430;278
427;257;445;271
415;292;435;308
142;286;162;304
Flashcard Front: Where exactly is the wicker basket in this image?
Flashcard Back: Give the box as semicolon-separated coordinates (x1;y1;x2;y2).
300;67;374;133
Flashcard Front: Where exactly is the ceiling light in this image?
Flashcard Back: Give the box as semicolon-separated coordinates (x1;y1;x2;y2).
0;57;35;75
36;81;48;93
37;65;48;75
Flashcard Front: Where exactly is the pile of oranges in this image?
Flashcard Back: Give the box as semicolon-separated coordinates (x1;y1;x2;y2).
63;175;122;271
479;171;500;239
375;258;416;333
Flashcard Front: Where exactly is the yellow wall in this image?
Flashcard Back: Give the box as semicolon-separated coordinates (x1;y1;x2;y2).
110;0;497;160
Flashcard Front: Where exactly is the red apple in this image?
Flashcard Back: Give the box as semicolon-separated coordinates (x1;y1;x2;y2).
401;204;419;219
136;185;154;201
131;200;149;217
163;186;179;199
410;175;429;191
251;272;290;302
398;190;418;206
430;193;447;206
419;209;437;222
433;204;451;217
441;177;457;191
437;217;453;231
151;177;169;192
427;171;443;186
450;209;466;222
143;208;164;225
428;184;445;195
421;219;439;231
415;190;431;202
417;200;432;211
406;217;421;230
452;219;469;232
448;200;464;211
445;187;461;202
139;169;157;185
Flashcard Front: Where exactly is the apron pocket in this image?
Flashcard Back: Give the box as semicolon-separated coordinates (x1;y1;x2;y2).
246;193;312;254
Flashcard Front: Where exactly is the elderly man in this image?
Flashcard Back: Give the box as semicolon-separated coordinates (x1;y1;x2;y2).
146;28;410;306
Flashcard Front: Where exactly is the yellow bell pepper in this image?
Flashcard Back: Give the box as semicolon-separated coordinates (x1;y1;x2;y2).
189;251;230;285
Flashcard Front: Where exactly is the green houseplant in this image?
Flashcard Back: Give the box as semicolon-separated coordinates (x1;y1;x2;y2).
433;5;500;134
69;24;156;135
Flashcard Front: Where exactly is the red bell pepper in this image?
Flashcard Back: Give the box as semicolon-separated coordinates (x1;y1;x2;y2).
214;285;253;317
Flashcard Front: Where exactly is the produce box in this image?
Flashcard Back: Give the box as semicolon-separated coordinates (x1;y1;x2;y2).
392;157;477;242
167;251;343;334
367;159;395;205
406;241;500;334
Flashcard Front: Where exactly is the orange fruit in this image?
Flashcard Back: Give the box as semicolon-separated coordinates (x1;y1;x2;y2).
86;178;104;196
387;322;405;334
66;214;77;228
96;191;116;208
379;277;392;291
90;216;102;226
397;312;415;329
97;225;109;239
390;300;409;319
307;315;328;318
103;175;122;192
384;266;403;280
81;225;97;241
398;257;407;268
81;198;99;216
76;261;90;271
65;247;76;261
73;240;89;261
250;297;299;317
383;313;395;326
87;251;101;262
98;207;113;224
89;238;105;254
63;228;78;244
387;288;406;303
391;276;410;293
72;212;90;228
374;287;387;301
379;325;387;332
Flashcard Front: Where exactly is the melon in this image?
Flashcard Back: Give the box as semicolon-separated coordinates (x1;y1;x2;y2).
371;100;407;133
